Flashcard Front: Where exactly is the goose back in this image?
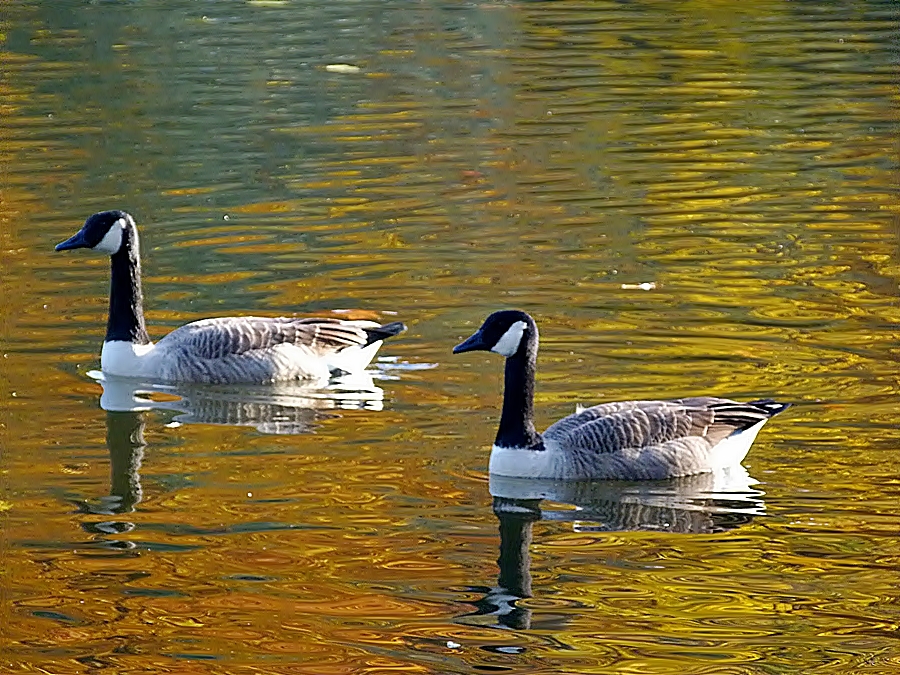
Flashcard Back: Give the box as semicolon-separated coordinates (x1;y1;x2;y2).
530;397;788;480
137;317;399;384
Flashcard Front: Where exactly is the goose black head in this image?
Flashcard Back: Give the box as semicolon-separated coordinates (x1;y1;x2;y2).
56;210;134;255
453;310;536;358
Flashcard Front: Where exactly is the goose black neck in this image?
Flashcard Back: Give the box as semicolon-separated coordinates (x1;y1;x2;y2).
106;224;150;344
496;333;543;450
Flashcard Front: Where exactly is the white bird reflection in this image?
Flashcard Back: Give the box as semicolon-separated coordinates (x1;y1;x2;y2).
94;369;385;435
462;468;766;630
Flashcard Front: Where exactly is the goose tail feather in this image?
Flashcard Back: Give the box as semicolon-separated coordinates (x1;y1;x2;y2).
363;321;406;346
325;321;406;375
747;398;792;417
708;398;790;431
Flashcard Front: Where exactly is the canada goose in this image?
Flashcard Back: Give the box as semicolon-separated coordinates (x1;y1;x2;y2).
56;210;405;384
453;310;789;480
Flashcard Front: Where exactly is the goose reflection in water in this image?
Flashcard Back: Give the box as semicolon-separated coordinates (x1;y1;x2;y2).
72;371;389;546
462;469;765;630
71;409;147;549
95;369;386;435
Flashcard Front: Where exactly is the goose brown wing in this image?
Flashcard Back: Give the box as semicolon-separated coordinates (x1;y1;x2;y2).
543;397;777;454
160;317;370;359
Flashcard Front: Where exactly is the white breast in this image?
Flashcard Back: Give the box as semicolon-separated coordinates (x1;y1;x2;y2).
101;340;158;378
489;444;570;479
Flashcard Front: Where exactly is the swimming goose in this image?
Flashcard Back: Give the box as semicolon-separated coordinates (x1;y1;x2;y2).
56;210;405;384
453;310;788;480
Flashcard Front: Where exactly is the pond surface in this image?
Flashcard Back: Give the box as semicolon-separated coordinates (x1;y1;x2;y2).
2;1;900;673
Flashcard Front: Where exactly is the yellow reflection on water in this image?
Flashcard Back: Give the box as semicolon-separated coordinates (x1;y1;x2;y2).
2;0;900;672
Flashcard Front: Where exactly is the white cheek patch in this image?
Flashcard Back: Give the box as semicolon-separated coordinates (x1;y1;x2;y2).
490;320;527;357
94;218;126;254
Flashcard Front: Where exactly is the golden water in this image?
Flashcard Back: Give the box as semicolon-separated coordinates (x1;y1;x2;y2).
2;1;899;672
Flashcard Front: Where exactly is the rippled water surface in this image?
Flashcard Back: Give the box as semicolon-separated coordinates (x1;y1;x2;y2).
3;1;900;672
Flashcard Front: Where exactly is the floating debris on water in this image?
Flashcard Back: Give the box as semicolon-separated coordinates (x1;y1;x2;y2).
325;64;361;74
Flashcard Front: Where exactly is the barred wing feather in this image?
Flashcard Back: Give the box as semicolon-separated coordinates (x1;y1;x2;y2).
544;397;781;455
159;317;371;359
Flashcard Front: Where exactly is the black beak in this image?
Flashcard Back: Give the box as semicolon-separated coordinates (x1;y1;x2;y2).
55;229;90;251
453;330;488;354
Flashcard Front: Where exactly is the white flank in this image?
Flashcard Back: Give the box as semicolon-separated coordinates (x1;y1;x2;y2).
490;320;527;357
489;420;769;481
262;343;332;381
94;218;126;254
101;340;157;378
709;419;767;470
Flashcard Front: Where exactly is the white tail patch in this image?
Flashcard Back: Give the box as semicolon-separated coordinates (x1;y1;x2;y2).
709;419;767;470
491;320;527;357
324;340;382;374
